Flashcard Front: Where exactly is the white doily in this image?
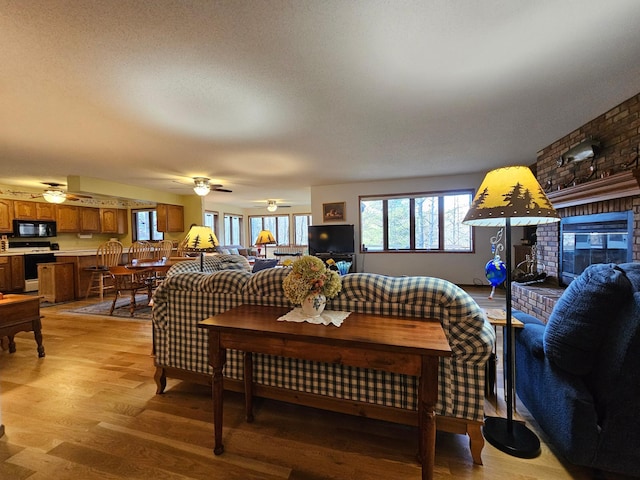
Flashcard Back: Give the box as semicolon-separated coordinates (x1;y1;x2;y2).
278;308;351;327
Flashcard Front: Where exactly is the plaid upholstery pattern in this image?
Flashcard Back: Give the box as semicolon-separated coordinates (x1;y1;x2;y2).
166;254;251;276
153;269;495;422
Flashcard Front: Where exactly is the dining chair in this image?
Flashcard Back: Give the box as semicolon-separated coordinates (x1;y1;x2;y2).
108;266;154;317
84;240;124;300
153;240;174;260
128;240;155;263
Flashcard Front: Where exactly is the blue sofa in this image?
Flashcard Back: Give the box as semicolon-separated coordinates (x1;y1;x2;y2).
513;263;640;477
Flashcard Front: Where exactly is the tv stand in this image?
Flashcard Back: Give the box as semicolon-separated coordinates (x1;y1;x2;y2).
313;253;355;273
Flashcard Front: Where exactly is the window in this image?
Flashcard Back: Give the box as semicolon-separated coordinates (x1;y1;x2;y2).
132;209;163;241
359;191;473;252
204;210;219;237
249;215;290;245
294;214;311;245
223;214;242;245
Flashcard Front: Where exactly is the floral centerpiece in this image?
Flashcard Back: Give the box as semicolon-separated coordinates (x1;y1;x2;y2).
282;255;341;316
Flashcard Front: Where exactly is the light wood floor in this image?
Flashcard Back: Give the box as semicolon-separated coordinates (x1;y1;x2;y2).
0;288;634;480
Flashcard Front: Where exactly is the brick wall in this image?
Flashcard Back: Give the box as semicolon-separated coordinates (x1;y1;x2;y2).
535;93;640;281
513;92;640;321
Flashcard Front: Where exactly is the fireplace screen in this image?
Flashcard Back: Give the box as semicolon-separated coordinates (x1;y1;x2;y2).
560;211;633;285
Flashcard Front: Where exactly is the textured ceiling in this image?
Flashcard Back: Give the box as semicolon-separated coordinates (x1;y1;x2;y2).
2;1;640;208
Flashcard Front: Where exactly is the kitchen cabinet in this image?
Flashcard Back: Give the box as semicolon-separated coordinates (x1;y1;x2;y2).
57;253;127;300
10;255;24;291
80;207;101;233
0;199;13;232
0;255;25;293
157;204;184;232
117;208;128;234
56;205;80;233
36;203;57;221
100;208;128;234
38;262;75;303
0;257;10;291
13;201;37;219
13;201;56;221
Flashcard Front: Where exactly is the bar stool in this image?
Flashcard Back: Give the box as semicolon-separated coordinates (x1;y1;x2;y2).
85;240;123;300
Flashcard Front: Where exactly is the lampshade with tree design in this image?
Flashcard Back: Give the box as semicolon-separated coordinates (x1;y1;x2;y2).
254;229;276;257
183;225;219;271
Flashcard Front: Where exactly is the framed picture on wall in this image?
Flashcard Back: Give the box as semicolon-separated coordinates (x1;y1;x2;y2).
322;202;346;222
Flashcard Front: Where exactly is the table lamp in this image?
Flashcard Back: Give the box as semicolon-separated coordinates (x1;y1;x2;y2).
463;165;559;458
183;225;219;271
254;229;276;258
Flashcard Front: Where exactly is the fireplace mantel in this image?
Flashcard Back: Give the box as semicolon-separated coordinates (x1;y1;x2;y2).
546;168;640;209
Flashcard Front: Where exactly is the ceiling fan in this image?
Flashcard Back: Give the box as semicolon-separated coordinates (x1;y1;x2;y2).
34;182;93;204
192;177;232;196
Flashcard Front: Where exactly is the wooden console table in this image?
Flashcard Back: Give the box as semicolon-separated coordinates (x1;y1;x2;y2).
199;304;451;480
0;294;45;357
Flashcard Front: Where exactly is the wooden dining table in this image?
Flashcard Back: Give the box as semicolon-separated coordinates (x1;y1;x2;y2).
125;258;183;273
127;256;195;273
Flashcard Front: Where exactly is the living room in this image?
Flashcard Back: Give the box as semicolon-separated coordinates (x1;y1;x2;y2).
2;2;640;479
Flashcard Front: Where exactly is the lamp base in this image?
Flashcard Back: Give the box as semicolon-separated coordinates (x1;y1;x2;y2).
483;416;541;458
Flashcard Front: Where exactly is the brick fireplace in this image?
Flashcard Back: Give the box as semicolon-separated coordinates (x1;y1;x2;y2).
512;93;640;323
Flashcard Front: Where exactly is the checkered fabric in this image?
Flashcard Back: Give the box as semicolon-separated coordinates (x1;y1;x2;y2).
166;254;251;276
153;269;495;422
152;269;252;369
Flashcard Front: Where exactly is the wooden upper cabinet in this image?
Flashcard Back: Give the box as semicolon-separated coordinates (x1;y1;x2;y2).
80;207;101;233
13;200;56;221
100;208;128;234
14;200;37;219
157;204;184;232
56;205;80;233
0;199;13;232
100;208;118;233
36;202;56;221
117;209;128;235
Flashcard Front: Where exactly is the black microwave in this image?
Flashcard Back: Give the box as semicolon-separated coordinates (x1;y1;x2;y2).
13;220;57;238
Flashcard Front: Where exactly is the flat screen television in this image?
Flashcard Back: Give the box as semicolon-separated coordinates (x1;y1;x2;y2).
308;224;355;255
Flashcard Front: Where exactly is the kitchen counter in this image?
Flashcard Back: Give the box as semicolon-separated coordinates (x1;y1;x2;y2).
0;249;97;257
55;251;130;300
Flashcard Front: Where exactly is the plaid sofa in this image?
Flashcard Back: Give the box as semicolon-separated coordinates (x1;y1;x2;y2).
152;266;495;463
166;254;251;275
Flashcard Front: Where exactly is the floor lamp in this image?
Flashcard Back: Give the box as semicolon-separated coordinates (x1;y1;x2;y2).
463;165;559;458
183;225;219;271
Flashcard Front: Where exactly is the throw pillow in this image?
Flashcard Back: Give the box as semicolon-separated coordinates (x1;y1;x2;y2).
228;247;239;255
543;263;631;375
252;258;278;273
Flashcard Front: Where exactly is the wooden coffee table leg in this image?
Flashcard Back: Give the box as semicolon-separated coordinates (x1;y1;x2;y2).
418;355;439;480
243;352;254;423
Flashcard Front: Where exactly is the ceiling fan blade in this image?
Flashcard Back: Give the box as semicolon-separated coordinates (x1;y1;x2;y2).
213;188;232;193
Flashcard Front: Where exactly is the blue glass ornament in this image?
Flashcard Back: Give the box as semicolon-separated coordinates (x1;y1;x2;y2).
485;255;506;299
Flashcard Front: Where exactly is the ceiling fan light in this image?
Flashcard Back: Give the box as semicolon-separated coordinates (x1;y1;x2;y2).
43;188;66;204
193;177;211;196
267;200;278;212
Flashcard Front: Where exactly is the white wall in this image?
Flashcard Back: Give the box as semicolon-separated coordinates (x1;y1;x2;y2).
311;172;522;285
